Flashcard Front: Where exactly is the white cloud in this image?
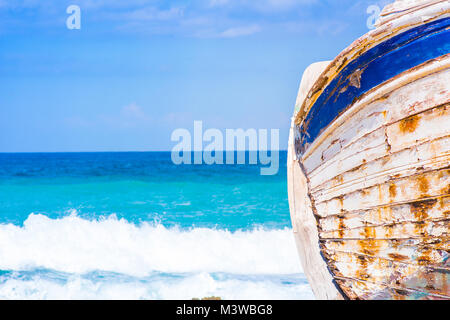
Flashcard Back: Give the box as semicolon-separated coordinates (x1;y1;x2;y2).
208;0;317;11
209;0;229;7
219;24;261;38
120;103;152;122
121;6;184;21
0;0;353;37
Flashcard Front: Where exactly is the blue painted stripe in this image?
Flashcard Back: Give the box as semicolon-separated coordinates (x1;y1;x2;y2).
298;17;450;155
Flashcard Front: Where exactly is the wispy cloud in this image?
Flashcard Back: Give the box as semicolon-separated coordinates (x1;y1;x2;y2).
121;103;151;120
208;0;318;11
219;25;261;38
105;103;153;128
107;6;185;22
0;0;381;37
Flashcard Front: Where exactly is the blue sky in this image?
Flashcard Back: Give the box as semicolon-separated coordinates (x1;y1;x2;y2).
0;0;390;152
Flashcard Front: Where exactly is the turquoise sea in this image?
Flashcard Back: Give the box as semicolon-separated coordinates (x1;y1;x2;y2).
0;152;314;299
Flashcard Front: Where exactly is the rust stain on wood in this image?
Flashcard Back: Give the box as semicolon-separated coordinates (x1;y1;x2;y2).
417;175;430;196
388;253;409;261
399;113;421;133
389;183;397;199
410;199;437;221
338;215;346;238
318;195;449;236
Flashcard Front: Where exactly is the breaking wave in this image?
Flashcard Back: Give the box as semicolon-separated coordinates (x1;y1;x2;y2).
0;213;302;276
0;213;314;300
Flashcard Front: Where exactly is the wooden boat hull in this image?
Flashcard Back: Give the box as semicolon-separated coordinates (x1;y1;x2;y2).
288;0;450;300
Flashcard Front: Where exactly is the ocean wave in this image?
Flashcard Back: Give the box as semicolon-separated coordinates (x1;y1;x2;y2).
0;270;314;300
0;213;302;277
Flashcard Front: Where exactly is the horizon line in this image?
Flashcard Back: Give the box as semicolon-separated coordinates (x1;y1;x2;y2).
0;150;287;154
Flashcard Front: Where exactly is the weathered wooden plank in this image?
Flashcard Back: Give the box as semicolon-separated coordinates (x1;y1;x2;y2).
319;195;450;233
308;99;450;194
300;53;450;165
335;278;386;300
387;104;450;153
303;66;450;175
321;242;449;268
314;168;450;217
295;7;450;133
324;251;450;296
335;277;448;300
308;105;450;202
321;238;450;257
289;158;345;300
288;154;344;300
309;128;389;192
311;137;450;202
287;63;344;300
378;0;446;27
320;219;449;240
293;61;331;115
312;135;450;200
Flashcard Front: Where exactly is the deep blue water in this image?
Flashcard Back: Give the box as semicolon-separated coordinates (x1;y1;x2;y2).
0;151;290;230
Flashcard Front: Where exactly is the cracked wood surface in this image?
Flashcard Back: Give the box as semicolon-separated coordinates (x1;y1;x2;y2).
288;63;345;300
288;1;450;299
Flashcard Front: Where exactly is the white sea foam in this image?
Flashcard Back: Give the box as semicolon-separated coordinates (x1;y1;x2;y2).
0;272;314;300
0;213;303;277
